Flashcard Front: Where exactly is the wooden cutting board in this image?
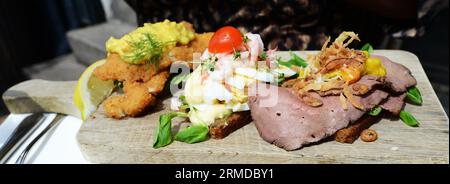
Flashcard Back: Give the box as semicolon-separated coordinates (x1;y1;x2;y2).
3;51;449;163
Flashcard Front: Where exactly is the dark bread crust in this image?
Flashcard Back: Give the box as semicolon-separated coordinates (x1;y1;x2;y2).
209;111;252;139
334;114;382;143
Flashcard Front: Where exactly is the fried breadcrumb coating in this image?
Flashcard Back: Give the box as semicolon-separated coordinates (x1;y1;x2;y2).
103;71;169;118
94;26;213;119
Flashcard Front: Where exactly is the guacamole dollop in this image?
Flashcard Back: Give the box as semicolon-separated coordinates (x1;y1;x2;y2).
106;19;195;64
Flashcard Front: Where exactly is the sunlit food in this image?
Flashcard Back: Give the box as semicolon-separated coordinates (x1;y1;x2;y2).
91;20;213;119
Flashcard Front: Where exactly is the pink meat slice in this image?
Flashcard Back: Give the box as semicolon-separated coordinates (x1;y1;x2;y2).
248;84;388;150
349;75;384;95
248;56;417;150
379;93;407;115
374;55;417;93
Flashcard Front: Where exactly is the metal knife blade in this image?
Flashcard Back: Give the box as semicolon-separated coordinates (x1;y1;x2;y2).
0;113;46;163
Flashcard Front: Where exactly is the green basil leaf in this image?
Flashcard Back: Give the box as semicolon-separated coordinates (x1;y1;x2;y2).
361;43;374;54
368;106;383;116
399;110;420;127
277;52;308;68
175;124;209;144
406;86;423;105
153;112;187;148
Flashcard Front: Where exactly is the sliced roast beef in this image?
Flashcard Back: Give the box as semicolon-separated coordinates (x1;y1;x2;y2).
374;55;417;93
248;56;417;151
349;75;384;95
379;93;407;115
248;83;388;150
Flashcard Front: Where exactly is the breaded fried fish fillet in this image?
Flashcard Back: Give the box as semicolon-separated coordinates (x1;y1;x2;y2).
94;31;213;119
103;71;170;118
169;32;214;68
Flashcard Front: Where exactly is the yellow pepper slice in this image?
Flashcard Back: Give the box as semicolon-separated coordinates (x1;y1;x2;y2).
362;50;370;58
365;58;386;76
323;69;341;79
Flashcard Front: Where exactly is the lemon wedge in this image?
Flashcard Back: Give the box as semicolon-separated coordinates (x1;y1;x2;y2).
73;59;114;120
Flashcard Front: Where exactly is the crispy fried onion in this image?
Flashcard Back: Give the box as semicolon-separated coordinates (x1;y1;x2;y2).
290;79;345;107
281;78;298;88
303;80;345;92
291;80;365;109
317;89;342;96
320;57;365;74
351;83;370;95
299;92;323;107
287;32;369;109
335;32;360;47
314;32;367;72
288;79;323;107
343;84;364;110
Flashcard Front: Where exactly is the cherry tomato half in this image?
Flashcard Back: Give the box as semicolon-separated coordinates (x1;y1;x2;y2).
208;26;243;53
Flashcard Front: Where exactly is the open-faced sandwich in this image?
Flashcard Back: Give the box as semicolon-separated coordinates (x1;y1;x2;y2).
153;27;422;150
153;26;296;147
86;20;213;119
76;20;421;150
248;32;422;150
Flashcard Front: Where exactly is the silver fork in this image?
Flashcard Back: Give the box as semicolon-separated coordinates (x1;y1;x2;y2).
0;113;46;163
15;114;65;164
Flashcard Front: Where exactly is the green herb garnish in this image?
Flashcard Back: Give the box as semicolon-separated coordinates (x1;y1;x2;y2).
361;43;374;54
175;124;209;144
178;95;189;110
277;73;285;84
243;35;250;44
368;106;383;116
122;33;164;65
170;73;190;89
114;80;123;89
179;95;187;103
179;104;190;110
201;56;216;71
399;110;420;127
277;52;308;68
153;112;188;148
260;51;268;60
233;50;241;60
406;86;423;105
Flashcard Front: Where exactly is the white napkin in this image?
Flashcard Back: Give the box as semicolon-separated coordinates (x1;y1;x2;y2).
0;113;90;164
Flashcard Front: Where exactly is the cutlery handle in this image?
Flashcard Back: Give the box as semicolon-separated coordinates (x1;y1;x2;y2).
0;113;46;163
2;79;80;118
16;114;65;164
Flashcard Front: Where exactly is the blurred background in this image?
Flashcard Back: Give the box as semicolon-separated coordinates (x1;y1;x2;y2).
0;0;448;123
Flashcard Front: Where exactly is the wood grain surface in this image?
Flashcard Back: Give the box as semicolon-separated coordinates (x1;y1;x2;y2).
3;50;448;163
2;80;79;117
77;50;449;164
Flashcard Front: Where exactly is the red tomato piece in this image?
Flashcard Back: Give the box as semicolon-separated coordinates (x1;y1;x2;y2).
208;26;243;53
